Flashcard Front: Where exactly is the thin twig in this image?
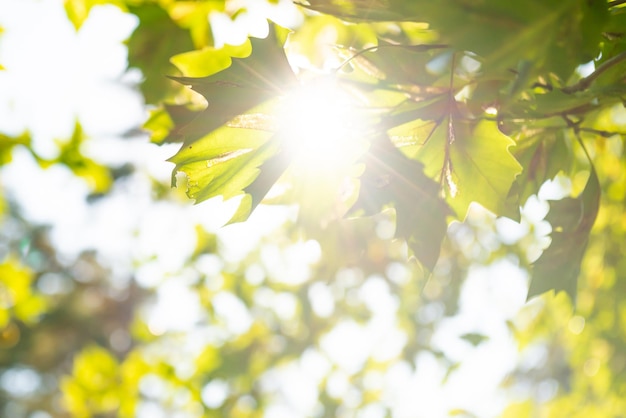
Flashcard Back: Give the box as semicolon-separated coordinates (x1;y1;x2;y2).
608;0;626;8
562;51;626;94
441;53;457;195
534;125;626;137
578;127;626;137
332;43;449;73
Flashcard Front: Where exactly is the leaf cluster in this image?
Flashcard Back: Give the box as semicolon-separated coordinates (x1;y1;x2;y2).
154;0;626;302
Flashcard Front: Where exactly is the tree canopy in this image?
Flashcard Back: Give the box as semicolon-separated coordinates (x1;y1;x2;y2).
1;0;626;417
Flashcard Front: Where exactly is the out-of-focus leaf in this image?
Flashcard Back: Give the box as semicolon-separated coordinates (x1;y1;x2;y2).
354;135;450;270
500;401;534;418
424;0;606;81
0;257;47;328
287;14;377;68
143;106;175;144
449;409;479;417
307;0;607;82
345;40;445;96
460;332;489;346
0;26;3;70
62;345;148;418
0;132;30;165
300;0;419;22
528;168;600;303
64;0;93;30
55;123;112;193
127;3;194;104
170;40;252;78
64;0;125;30
167;0;225;49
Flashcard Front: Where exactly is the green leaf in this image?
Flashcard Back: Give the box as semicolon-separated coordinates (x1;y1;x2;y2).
167;26;300;221
168;124;277;202
168;25;297;147
0;257;47;327
0;132;30;166
300;0;419;22
390;108;523;220
514;129;573;203
143;106;175;145
528;168;601;303
347;40;443;89
460;333;489;346
167;1;225;49
287;14;378;68
170;41;252;78
167;104;290;222
64;0;93;30
64;0;125;31
354;136;450;270
127;3;194;104
55;122;113;193
0;27;4;71
422;0;607;80
312;0;606;83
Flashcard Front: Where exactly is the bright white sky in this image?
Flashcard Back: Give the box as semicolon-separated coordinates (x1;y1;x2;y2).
0;1;550;417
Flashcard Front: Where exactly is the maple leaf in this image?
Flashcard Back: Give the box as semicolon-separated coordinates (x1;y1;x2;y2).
528;168;600;303
354;135;451;270
388;100;523;221
167;26;297;222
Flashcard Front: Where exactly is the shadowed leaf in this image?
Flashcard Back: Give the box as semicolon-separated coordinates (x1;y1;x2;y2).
354;135;450;270
528;168;600;303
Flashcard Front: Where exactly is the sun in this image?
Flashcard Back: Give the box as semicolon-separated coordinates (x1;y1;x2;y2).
277;77;369;175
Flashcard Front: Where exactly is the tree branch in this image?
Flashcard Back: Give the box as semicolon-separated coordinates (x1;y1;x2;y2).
562;51;626;94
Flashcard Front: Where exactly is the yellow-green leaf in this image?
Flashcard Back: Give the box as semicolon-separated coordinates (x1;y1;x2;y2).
392;115;522;220
170;40;252;78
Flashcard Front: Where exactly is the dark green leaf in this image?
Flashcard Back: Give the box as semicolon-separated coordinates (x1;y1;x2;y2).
528;168;601;303
513;129;573;203
354;135;450;270
168;26;297;147
460;333;489;346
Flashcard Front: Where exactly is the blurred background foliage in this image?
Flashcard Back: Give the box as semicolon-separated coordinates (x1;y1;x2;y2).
0;0;625;417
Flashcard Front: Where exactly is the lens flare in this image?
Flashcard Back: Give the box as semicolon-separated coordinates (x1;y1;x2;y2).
277;78;368;175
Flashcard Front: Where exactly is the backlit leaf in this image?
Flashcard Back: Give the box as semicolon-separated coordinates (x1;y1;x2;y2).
390;109;523;220
168;26;298;221
64;0;125;30
168;124;277;202
170;40;252;78
168;26;297;147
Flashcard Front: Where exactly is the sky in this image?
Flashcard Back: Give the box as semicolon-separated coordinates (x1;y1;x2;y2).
0;1;555;417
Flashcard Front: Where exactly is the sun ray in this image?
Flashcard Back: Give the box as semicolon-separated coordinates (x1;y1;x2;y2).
277;77;369;175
